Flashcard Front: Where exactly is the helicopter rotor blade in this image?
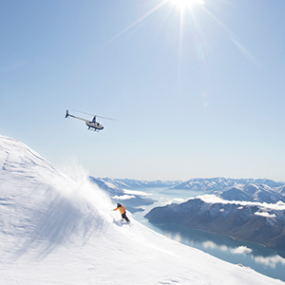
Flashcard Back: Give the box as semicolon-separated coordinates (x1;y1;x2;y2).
73;110;94;117
73;109;116;121
96;115;116;121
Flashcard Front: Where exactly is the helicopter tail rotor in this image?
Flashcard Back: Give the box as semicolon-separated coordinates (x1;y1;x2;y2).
65;110;70;118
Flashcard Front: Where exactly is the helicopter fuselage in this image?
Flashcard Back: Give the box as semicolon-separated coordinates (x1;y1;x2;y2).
86;121;104;131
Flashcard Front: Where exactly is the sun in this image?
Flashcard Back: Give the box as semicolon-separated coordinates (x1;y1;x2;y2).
170;0;204;10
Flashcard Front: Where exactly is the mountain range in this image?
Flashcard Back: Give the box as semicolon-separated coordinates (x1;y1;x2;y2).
219;184;285;203
170;177;284;192
92;177;182;189
145;183;285;250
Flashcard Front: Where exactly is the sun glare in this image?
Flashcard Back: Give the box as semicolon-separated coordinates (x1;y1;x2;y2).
171;0;204;10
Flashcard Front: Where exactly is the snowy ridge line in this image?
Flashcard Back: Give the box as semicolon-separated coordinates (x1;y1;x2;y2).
197;194;285;211
171;177;285;191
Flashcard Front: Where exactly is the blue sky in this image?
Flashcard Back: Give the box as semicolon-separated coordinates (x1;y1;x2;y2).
1;0;285;181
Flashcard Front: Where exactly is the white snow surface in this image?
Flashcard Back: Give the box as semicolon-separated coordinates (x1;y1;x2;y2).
0;135;284;285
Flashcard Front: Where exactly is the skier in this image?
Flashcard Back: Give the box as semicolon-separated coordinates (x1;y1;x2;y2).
113;203;130;222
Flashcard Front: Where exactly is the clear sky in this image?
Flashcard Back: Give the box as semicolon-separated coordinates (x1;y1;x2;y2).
1;0;285;181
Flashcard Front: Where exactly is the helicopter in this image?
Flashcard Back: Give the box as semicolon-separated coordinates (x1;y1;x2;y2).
65;110;113;132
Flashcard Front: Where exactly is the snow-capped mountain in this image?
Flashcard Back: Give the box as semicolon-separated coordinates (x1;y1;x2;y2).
171;177;284;192
1;134;284;284
145;192;285;250
219;184;285;203
170;177;233;191
96;177;182;189
89;176;125;195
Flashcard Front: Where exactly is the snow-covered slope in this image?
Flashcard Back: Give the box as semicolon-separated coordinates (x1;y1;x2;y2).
0;135;284;284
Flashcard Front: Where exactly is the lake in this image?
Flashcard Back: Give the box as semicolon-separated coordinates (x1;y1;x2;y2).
131;187;285;283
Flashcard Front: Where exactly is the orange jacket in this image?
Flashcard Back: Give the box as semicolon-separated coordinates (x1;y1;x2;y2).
113;205;126;214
